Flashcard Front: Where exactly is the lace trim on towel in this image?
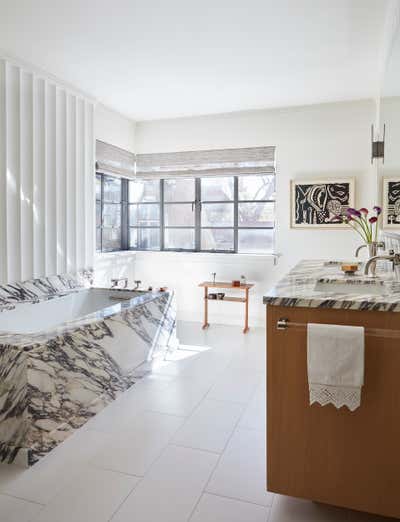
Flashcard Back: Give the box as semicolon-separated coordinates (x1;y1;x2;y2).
309;383;361;412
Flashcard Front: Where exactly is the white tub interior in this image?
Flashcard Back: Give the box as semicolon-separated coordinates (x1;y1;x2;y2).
0;288;142;334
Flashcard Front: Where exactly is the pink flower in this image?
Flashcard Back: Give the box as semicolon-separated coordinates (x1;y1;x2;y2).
359;208;368;215
369;216;378;224
373;206;382;215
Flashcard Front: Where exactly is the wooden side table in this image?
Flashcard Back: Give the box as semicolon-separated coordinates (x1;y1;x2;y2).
198;281;254;333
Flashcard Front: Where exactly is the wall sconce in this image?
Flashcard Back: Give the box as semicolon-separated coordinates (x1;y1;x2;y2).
371;124;385;164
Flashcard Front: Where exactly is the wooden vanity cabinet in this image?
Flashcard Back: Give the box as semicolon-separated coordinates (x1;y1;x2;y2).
266;305;400;519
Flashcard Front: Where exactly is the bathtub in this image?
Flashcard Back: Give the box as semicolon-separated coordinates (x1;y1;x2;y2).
0;275;177;467
0;288;145;334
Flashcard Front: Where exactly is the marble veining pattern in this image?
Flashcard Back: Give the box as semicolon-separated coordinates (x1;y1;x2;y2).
0;270;93;312
263;259;400;311
0;274;177;467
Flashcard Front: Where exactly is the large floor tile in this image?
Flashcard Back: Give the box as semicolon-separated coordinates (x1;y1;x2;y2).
31;466;138;522
229;350;266;375
172;399;244;453
84;374;174;433
0;429;112;504
207;367;262;404
268;495;353;522
92;410;184;476
111;445;218;522
140;377;212;416
206;428;273;506
190;493;269;522
0;493;43;522
238;381;266;431
176;322;242;350
153;347;231;388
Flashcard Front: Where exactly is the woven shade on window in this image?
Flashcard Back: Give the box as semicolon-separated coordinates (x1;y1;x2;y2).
96;140;135;178
135;146;275;179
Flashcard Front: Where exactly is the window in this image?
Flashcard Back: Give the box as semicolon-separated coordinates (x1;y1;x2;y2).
96;174;275;254
164;178;196;250
129;179;161;250
96;174;125;252
238;175;276;254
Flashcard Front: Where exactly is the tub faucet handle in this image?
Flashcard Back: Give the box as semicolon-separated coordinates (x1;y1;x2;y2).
111;277;128;289
134;280;142;290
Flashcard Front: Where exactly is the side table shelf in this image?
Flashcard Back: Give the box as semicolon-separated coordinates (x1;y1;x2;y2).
198;281;254;333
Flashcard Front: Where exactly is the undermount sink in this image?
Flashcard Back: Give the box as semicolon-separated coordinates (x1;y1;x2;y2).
314;279;390;296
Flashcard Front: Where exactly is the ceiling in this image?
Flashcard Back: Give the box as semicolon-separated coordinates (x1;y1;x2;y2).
0;0;389;121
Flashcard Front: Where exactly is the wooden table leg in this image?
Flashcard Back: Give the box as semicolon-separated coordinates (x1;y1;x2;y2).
243;287;250;333
202;286;210;329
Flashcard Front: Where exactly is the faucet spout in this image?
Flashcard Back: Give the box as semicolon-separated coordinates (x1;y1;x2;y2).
364;251;400;276
355;241;385;258
355;244;367;257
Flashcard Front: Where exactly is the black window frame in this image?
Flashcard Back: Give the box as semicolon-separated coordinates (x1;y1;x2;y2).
96;173;275;254
129;178;162;251
96;173;128;253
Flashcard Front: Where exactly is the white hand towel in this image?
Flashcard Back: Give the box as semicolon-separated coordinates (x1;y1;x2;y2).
307;323;364;412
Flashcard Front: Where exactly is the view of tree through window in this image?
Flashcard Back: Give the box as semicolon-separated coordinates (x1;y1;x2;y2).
96;174;275;253
96;174;124;252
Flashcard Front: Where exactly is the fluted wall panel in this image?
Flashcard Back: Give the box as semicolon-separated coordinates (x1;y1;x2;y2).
0;61;7;283
0;58;95;284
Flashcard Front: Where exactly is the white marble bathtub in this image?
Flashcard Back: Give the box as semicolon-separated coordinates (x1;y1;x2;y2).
0;274;177;467
0;288;143;334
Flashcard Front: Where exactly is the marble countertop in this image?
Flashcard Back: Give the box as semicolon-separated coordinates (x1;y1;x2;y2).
263;260;400;312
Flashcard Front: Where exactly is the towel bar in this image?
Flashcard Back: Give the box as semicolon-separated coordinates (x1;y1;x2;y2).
276;318;400;338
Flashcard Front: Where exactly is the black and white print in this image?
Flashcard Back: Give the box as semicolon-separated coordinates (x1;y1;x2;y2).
291;178;355;228
383;178;400;227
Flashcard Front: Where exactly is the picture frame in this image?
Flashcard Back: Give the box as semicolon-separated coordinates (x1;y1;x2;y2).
383;177;400;228
290;177;355;229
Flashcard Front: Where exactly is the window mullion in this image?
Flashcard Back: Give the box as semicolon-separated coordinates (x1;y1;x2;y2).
195;178;201;252
160;179;165;251
101;174;104;252
234;176;238;253
121;179;128;251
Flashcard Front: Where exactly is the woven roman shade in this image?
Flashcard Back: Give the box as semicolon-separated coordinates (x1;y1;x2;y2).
96;140;135;178
135;146;275;179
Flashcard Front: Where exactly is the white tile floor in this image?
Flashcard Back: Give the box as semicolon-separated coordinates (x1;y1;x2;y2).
0;322;393;521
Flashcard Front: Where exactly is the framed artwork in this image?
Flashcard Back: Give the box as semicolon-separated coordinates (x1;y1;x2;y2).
383;178;400;227
290;178;355;228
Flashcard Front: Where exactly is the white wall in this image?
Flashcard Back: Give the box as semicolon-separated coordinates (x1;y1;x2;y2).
95;104;135;153
93;103;137;285
135;100;376;326
0;57;95;284
379;96;400;202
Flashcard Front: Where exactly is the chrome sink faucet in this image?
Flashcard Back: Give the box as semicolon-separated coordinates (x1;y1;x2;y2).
355;241;385;258
364;249;400;276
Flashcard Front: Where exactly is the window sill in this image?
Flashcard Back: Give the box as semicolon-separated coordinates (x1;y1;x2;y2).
134;251;281;263
95;250;137;260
